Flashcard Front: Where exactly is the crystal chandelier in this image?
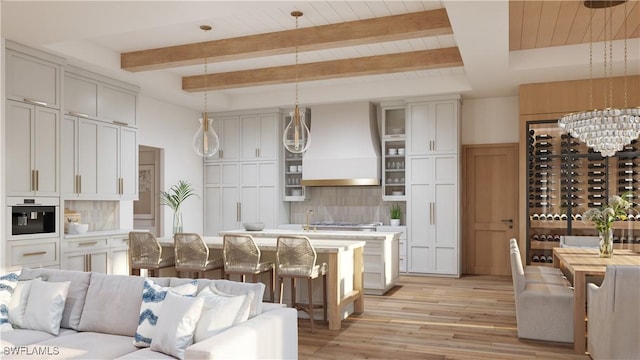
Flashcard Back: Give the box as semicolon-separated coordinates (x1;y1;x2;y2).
283;11;311;154
558;1;640;157
192;25;220;157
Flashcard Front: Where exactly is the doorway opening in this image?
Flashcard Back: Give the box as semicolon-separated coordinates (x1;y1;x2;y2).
134;145;164;236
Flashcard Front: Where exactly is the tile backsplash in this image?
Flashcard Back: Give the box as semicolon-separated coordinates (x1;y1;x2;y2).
64;200;119;231
289;186;405;225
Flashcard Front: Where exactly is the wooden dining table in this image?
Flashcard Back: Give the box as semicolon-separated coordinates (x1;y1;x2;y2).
158;235;366;331
552;247;640;354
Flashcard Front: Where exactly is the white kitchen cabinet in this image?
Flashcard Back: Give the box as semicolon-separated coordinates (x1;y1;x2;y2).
5;42;63;110
408;100;458;155
209;116;241;161
204;162;282;234
97;124;138;200
61;116;100;197
64;66;138;127
240;113;278;161
109;236;130;275
6;100;59;197
381;103;407;200
62;237;110;274
406;96;460;276
408;155;459;275
7;238;60;269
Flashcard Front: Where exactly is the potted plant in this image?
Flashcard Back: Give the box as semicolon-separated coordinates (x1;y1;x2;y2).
390;204;402;226
582;193;632;258
160;180;198;234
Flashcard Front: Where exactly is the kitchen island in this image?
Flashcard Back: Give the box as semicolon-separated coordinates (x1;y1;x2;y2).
219;229;400;295
158;235;365;331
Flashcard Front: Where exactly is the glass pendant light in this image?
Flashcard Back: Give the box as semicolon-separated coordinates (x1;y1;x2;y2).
192;25;220;157
283;11;311;154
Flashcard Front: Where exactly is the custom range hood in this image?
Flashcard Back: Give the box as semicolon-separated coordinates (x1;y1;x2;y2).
302;102;381;186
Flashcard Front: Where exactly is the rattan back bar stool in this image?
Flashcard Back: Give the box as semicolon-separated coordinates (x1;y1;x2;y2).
174;233;224;279
128;231;175;277
276;235;327;332
223;234;275;302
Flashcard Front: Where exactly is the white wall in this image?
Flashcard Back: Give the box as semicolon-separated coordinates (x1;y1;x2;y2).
461;96;519;145
136;95;203;237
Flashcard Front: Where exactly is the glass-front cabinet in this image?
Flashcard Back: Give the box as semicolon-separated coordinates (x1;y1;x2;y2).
526;120;640;266
283;108;310;201
382;104;406;200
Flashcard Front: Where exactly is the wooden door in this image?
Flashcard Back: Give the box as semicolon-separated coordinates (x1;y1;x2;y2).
462;144;518;275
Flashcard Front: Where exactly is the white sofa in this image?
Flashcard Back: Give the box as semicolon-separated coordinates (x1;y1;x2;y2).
0;268;298;359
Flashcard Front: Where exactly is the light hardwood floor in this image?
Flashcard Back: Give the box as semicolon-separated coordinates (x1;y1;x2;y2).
298;275;589;359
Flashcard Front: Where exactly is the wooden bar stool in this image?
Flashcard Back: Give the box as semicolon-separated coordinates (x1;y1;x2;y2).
174;233;224;279
223;234;275;302
128;231;174;277
276;235;327;332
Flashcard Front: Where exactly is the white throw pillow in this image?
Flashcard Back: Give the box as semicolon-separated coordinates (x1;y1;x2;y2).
210;279;264;317
0;271;20;331
133;278;198;347
22;279;70;335
194;287;249;343
7;280;33;328
150;291;204;360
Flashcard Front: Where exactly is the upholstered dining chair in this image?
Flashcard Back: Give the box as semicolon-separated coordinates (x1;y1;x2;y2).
223;234;275;302
174;233;224;279
276;235;327;333
128;231;175;277
587;265;640;359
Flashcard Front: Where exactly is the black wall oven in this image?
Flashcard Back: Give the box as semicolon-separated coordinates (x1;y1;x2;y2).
8;197;59;240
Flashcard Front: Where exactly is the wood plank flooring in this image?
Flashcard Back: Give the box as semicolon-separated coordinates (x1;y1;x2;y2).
298;275;589;359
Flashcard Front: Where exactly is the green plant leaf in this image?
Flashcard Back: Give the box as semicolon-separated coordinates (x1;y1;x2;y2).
160;180;198;212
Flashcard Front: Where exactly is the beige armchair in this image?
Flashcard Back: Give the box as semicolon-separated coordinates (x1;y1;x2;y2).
509;238;565;278
587;265;640;359
510;246;574;343
223;234;275;302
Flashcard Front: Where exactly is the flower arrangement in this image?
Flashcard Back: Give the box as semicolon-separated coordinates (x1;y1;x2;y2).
582;193;632;257
160;180;198;233
582;193;632;232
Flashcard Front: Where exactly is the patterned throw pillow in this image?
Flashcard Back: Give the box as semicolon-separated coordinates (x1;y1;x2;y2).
133;278;198;347
0;271;20;331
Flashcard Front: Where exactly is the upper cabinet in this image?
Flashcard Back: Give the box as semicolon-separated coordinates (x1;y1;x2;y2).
208;109;280;162
408;100;459;155
5;41;64;110
64;66;139;127
6;100;59;197
381;103;407;200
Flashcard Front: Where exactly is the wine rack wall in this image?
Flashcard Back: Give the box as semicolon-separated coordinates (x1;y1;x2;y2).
526;120;640;266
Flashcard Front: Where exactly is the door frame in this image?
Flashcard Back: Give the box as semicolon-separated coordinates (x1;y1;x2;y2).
461;143;519;275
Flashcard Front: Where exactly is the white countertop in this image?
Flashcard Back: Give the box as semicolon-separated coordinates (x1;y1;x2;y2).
157;235;365;253
219;229;400;240
64;229;137;239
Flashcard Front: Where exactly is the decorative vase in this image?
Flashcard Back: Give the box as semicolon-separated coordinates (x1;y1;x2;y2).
599;228;613;258
390;219;401;226
173;210;183;234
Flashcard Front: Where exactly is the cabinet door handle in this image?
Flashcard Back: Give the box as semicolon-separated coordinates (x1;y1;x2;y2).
430;203;434;225
78;241;98;246
68;111;89;118
113;121;129;126
257;148;261;158
35;170;39;191
24;251;46;257
236;203;240;222
86;254;91;272
219;149;223;159
23;98;47;106
31;170;35;191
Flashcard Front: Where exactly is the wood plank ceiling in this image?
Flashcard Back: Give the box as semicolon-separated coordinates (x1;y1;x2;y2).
510;0;640;51
119;1;639;93
121;8;462;92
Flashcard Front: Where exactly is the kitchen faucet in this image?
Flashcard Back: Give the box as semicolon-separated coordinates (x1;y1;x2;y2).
304;209;315;231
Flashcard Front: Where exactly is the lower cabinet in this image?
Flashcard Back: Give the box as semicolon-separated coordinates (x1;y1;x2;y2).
378;225;407;273
61;233;129;274
7;238;60;270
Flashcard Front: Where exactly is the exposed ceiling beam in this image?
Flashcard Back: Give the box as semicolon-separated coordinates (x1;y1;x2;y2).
182;47;463;92
121;8;452;72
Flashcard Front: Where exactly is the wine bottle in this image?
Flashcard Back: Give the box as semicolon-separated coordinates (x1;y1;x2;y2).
561;141;581;147
618;186;638;192
561;148;579;154
588;186;605;192
561;163;581;169
536;141;553;148
588;194;605;199
561;194;582;199
588;163;606;168
619;170;640;176
532;186;555;192
618;161;639;168
535;149;552;155
535;164;552;170
588;171;606;176
561;186;582;192
619;178;639;184
588;202;604;207
535;134;553;140
536;157;552;162
588;178;605;184
561;178;580;184
561;171;581;177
